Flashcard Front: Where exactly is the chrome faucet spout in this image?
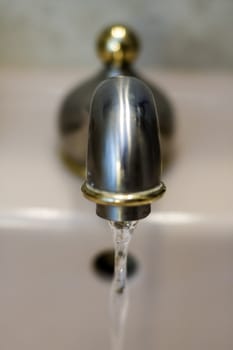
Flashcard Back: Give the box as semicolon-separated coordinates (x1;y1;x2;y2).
82;76;165;221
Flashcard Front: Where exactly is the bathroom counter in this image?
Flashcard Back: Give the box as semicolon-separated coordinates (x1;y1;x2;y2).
0;68;232;228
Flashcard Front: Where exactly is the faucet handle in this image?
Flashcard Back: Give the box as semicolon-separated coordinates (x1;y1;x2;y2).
96;24;140;67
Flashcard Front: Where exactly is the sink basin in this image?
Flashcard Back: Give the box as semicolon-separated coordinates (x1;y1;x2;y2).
0;219;232;350
0;69;233;349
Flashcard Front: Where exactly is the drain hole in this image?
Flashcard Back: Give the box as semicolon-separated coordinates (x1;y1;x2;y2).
93;249;138;280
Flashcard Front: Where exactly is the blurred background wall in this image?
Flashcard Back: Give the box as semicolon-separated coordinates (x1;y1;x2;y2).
0;0;232;69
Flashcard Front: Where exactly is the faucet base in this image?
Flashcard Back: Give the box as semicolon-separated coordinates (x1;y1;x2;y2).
96;204;150;221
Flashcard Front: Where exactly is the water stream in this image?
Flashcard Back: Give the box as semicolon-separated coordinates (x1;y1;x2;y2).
109;221;138;350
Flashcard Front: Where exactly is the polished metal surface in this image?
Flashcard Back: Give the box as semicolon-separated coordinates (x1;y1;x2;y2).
82;76;165;221
82;182;166;206
96;24;139;66
59;24;174;177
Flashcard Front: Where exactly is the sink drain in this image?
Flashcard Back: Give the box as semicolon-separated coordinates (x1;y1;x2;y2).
93;249;138;280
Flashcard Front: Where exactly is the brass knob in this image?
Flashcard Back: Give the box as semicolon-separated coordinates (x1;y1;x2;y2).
96;24;140;66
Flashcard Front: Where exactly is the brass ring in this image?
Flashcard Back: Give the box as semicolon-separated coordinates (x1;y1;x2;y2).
81;182;166;206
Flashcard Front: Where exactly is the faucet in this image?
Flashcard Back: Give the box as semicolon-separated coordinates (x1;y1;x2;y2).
81;76;166;222
59;24;174;177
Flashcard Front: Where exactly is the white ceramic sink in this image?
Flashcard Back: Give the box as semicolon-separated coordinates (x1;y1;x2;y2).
0;69;233;349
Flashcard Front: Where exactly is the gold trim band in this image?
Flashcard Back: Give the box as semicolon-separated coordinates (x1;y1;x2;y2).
81;182;166;206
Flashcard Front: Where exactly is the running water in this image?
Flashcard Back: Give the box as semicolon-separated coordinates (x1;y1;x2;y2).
109;221;138;350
